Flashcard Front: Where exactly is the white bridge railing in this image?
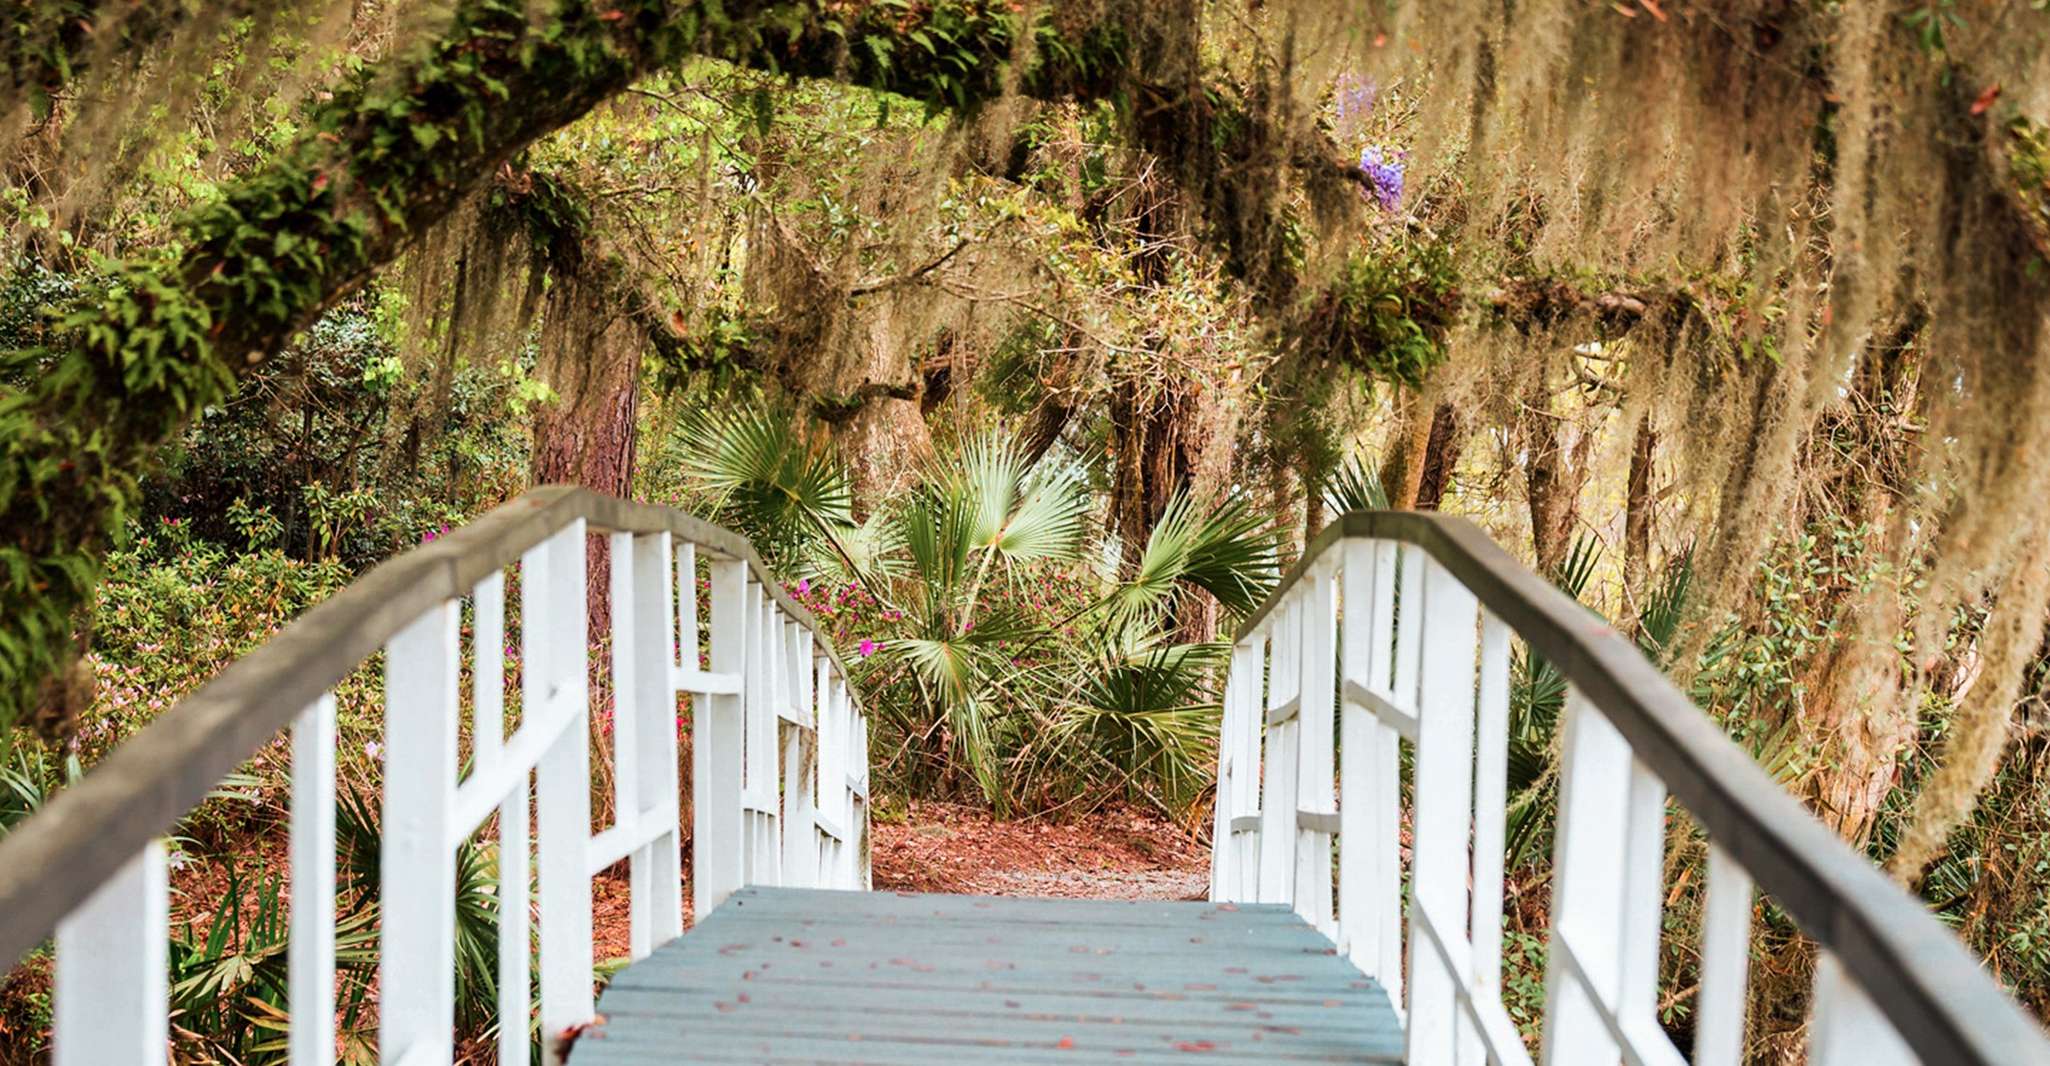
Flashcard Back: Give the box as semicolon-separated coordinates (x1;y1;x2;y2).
0;487;869;1066
1211;511;2050;1066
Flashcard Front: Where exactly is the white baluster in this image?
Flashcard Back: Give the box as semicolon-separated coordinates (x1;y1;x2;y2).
856;705;873;889
675;541;700;677
696;557;747;914
1540;690;1633;1066
1209;647;1244;901
1618;760;1671;1055
1258;597;1303;905
498;765;531;1066
531;525;593;1061
1811;952;1920;1066
1337;538;1377;966
1471;612;1512;994
474;571;530;1066
474;573;505;770
1405;559;1478;1065
1295;562;1338;935
816;654;842;887
783;626;820;888
55;841;167;1066
291;692;337;1066
608;533;643;945
1694;844;1754;1066
381;601;460;1066
630;532;683;954
1233;636;1267;902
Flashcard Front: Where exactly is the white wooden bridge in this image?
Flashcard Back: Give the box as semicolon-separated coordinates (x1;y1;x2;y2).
1;488;2045;1064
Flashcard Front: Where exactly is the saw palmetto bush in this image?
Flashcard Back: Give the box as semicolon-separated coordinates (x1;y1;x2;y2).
667;406;1281;816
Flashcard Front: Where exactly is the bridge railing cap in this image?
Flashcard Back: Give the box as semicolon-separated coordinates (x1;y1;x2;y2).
0;486;852;966
1238;508;2050;1066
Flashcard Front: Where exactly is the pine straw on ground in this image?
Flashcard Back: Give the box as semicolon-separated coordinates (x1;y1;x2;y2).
870;800;1210;900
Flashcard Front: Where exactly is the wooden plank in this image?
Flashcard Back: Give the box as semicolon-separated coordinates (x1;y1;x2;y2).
576;888;1403;1066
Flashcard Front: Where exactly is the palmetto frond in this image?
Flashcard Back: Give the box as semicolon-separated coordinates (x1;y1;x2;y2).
876;607;1041;806
1110;492;1279;625
1053;635;1228;812
945;431;1090;568
1322;453;1390;514
674;404;853;562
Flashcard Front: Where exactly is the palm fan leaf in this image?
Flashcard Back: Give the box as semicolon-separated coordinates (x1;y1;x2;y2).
944;431;1089;567
1111;492;1279;624
673;404;853;560
1322;453;1391;514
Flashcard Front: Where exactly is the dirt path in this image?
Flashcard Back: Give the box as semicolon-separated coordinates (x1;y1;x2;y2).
870;800;1210;901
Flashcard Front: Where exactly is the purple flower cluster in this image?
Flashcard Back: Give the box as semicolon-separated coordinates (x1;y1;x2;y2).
1359;146;1406;213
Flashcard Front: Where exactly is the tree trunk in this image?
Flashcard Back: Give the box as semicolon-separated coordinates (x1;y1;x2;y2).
1413;402;1464;511
1623;415;1659;607
533;274;645;636
1377;390;1437;510
1521;375;1586;577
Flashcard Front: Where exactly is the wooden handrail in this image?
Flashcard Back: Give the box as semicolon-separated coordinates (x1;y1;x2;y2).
1222;510;2050;1065
0;485;855;972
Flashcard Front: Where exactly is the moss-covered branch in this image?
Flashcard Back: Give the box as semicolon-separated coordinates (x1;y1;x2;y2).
0;0;1368;735
0;0;698;734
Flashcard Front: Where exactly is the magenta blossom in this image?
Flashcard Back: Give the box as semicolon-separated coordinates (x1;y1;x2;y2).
858;638;877;658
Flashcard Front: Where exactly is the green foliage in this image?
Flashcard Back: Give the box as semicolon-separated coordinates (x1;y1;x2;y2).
1307;241;1461;390
671;403;854;562
0;0;699;737
1320;453;1392;514
674;414;1277;814
1109;492;1280;626
0;743;78;839
2012;115;2050;252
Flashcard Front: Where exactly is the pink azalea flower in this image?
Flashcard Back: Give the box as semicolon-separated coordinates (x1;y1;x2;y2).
858;639;877;658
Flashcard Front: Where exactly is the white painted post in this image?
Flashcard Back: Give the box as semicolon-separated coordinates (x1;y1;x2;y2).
608;533;645;948
1336;538;1376;964
475;573;507;764
381;601;460;1066
697;557;747;913
55;841;168;1066
1257;598;1302;906
1617;761;1670;1035
1209;648;1244;901
783;626;820;888
1232;636;1266;903
1694;844;1755;1066
530;525;593;1061
498;766;531;1066
1295;563;1338;936
631;532;683;954
1811;953;1920;1066
475;571;531;1066
290;692;337;1066
1369;541;1402;1008
1539;690;1633;1066
1404;559;1478;1066
815;654;842;887
1471;612;1512;996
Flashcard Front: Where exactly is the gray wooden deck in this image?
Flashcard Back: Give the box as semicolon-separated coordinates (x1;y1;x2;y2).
572;886;1403;1064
